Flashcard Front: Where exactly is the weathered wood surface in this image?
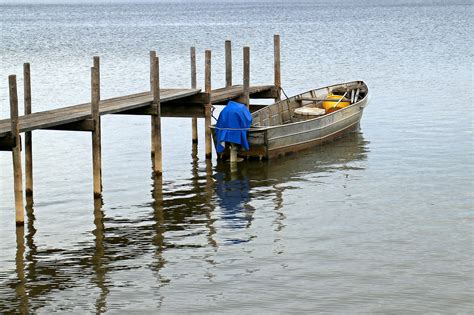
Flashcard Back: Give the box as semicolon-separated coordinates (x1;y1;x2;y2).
9;75;25;225
211;84;274;104
0;85;275;137
23;63;33;198
0;89;199;136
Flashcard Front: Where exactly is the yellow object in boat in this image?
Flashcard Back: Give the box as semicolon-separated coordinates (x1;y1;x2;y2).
323;94;350;113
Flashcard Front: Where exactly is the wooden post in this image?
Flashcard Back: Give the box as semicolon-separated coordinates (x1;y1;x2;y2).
91;60;102;199
9;75;25;225
93;56;100;99
204;50;212;160
243;46;250;108
274;34;282;101
150;51;157;156
151;55;162;176
23;63;33;200
191;47;198;144
225;40;232;87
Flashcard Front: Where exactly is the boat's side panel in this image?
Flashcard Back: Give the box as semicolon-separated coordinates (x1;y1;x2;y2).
249;95;368;158
267;110;363;159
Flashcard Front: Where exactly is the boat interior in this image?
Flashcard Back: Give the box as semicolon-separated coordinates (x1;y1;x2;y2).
252;81;368;127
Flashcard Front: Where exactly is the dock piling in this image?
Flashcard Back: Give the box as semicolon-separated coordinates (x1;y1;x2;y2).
204;50;212;160
225;40;232;87
151;55;162;176
9;75;25;225
274;35;281;101
91;59;102;199
243;46;250;108
191;47;198;144
150;51;157;156
23;63;33;200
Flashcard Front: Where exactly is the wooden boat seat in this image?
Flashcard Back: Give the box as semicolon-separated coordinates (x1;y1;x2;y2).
294;106;326;116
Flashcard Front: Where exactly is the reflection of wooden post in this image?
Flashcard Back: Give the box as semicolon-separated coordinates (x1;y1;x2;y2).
204;50;212;160
23;63;33;200
16;226;27;312
9;75;25;226
91;61;102;199
151;56;162;176
225;40;232;87
243;46;250;108
150;51;157;156
274;35;281;101
191;47;198;144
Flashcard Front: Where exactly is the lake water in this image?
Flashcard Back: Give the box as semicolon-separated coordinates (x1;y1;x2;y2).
1;0;473;313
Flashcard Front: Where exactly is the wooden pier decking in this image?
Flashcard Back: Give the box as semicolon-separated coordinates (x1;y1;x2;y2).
1;35;282;226
0;85;275;138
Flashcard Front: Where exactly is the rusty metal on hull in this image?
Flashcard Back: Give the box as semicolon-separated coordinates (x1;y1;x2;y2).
212;80;369;159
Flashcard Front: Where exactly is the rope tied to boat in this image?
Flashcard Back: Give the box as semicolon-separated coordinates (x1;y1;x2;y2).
210;105;218;121
214;126;250;131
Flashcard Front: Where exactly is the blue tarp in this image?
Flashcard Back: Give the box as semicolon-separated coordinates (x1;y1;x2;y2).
215;101;252;154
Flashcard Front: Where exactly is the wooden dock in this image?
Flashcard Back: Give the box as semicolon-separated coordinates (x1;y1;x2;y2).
1;35;282;226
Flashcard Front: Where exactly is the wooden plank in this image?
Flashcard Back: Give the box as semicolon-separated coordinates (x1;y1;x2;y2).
151;55;162;176
205;49;212;160
274;34;281;101
0;89;201;136
0;85;274;136
243;46;250;108
225;40;232;87
23;63;33;198
191;46;198;144
43;119;95;131
211;85;274;104
91;65;102;199
9;75;25;226
150;51;157;157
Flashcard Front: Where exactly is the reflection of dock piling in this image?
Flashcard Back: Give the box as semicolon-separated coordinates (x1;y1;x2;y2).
0;35;282;226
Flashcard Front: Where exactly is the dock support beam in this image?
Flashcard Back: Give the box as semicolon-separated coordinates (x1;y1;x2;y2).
190;47;198;144
91;57;102;199
274;35;281;102
151;55;162;176
23;63;33;201
243;46;250;108
204;50;212;160
9;75;25;226
225;40;232;87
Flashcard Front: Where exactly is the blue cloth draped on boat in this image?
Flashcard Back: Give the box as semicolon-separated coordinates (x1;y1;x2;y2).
215;101;252;154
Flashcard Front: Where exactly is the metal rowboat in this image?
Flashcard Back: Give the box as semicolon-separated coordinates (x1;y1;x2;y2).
212;80;369;159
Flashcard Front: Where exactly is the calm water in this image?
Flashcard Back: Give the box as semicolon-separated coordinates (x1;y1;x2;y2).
1;0;473;313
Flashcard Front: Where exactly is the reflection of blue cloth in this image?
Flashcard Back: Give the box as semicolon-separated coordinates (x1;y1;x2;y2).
214;172;251;230
215;101;252;153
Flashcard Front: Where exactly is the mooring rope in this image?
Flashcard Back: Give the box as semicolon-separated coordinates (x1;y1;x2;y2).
213;126;250;131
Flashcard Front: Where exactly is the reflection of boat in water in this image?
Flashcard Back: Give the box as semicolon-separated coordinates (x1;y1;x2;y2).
215;129;369;183
211;81;369;159
213;130;369;231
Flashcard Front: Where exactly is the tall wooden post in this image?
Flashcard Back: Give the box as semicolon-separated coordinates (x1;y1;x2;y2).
9;75;24;225
150;51;157;156
243;46;250;108
191;47;198;144
204;50;212;160
23;63;33;200
274;34;281;101
91;59;102;199
225;40;232;87
151;55;162;176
